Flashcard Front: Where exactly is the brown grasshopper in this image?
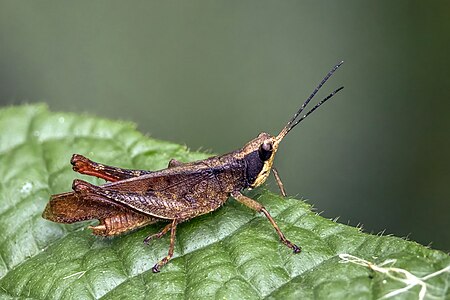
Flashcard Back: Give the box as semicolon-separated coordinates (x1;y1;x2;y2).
43;62;344;272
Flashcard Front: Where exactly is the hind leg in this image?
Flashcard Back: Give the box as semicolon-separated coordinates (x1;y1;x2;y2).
71;154;153;182
71;154;184;182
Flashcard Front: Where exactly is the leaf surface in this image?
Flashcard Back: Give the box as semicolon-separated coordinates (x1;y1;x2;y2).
0;104;448;299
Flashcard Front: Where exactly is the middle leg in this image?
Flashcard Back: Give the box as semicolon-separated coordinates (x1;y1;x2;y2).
231;191;300;253
143;222;173;244
152;218;179;273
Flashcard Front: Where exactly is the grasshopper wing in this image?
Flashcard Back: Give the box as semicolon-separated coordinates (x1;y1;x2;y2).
73;163;230;220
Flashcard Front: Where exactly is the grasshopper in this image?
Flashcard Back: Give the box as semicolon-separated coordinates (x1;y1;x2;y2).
43;62;344;272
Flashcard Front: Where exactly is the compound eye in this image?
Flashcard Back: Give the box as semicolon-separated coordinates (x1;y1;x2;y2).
258;141;273;161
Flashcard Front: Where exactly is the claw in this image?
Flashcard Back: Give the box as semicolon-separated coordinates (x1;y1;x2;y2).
292;244;302;254
143;235;153;245
143;232;162;245
282;238;302;254
152;264;160;273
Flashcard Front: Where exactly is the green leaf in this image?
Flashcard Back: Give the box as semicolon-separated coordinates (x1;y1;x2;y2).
0;104;448;300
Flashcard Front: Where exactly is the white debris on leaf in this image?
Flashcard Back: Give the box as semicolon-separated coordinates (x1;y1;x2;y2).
339;253;450;300
20;182;33;195
62;271;86;280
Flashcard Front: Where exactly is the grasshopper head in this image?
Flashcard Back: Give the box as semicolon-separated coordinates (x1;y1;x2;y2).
243;61;344;189
241;132;278;189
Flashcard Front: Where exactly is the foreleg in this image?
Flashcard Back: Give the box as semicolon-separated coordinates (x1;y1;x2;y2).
272;168;287;197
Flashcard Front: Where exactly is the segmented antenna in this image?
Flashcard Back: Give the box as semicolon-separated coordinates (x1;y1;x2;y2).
289;86;344;129
278;61;344;138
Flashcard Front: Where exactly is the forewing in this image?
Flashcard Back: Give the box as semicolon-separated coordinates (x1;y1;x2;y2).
87;165;229;220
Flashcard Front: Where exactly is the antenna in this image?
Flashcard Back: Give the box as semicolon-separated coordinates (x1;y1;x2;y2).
277;61;344;140
288;86;344;130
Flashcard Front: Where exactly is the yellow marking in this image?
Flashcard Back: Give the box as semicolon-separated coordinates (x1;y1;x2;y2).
251;137;280;188
251;156;274;188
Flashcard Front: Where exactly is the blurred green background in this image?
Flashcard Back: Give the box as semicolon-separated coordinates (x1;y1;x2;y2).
1;1;449;251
